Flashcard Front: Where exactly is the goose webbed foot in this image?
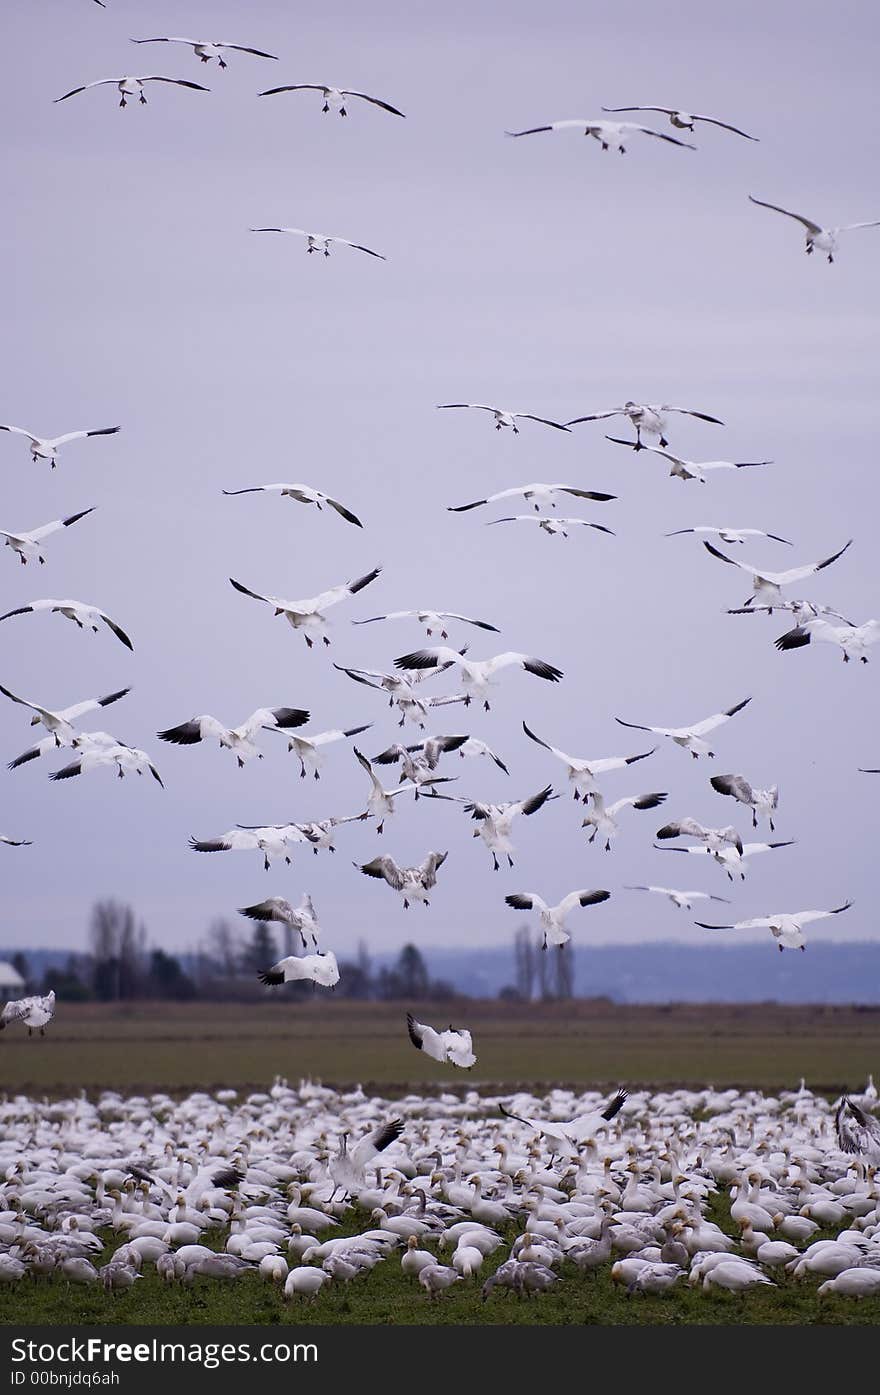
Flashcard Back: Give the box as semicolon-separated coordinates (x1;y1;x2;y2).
659;435;669;448
139;93;147;104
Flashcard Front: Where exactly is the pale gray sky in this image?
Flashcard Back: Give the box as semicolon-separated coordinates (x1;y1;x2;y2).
3;0;878;959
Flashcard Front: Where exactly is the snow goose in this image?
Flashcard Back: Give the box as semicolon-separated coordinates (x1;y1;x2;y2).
0;991;55;1037
448;482;614;511
401;1235;436;1275
352;609;499;638
665;525;790;545
624;885;730;912
487;515;615;539
393;647;562;709
583;790;668;851
522;721;655;800
695;901;852;952
130;38;278;67
0;597;133;649
436;404;570;434
655;818;743;856
251;227;386;260
229;566;381;647
567;401;722;449
406;1014;475;1069
702;537;852;609
819;1268;880;1297
373;733;508;778
0;508;95;566
702;1260;774;1291
353;747;436;828
334;661;464;728
418;1263;461;1298
238;895;322;949
283;1267;329;1300
602;104;758;139
188;824;306;870
222;482;362;527
505;119;696;152
710;773;778;830
748;196;880;262
157;705;309;766
835;1098;880;1164
504;889;610;947
291;814;368;854
499;1091;628;1161
0;682;129;748
0;423;119;467
49;737;163;787
774;617;880;664
259;84;405;117
356;851;448;908
615;695;751;758
328;1119;405;1200
0;833;32;845
655;838;794;880
606;439;771;481
440;784;557;869
55;76;210;107
257;950;340;989
266;723;372;779
452;1243;484;1276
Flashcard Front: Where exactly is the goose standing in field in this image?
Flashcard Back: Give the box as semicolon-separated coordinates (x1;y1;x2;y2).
505;118;695;152
448;483;615;512
655;818;743;856
583;791;668;851
500;1090;628;1160
605;439;771;482
487;516;616;540
0;833;32;846
222;482;362;528
406;1013;476;1068
504;889;610;948
238;895;322;950
566;401;723;449
157;706;309;767
0;597;133;649
334;663;465;729
710;774;779;830
654;838;795;881
393;647;562;710
624;885;731;912
250;228;386;260
229;567;381;647
352;609;499;638
835;1097;880;1163
353;747;440;827
55;75;210;106
615;696;751;759
0;991;55;1036
522;721;655;800
702;538;852;609
328;1118;405;1201
258;83;405;117
130;37;279;67
372;733;509;777
601;104;758;139
695;901;853;952
748;196;880;262
665;525;791;546
257;949;340;989
774;617;880;664
0;508;95;565
440;785;556;870
266;723;372;779
0;423;119;466
436;405;571;434
355;851;448;908
49;738;163;787
0;682;129;748
189;824;305;871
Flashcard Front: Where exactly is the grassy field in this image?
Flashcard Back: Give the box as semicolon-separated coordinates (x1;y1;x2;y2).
0;998;877;1095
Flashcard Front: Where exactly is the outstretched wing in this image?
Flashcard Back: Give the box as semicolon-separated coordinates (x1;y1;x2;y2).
748;195;822;235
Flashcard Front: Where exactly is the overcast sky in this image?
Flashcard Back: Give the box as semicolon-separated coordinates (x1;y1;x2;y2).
3;0;878;963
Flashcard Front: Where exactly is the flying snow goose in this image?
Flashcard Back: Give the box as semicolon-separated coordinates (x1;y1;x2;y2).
406;1013;475;1068
157;706;309;767
703;538;852;608
601;104;757;139
250;227;386;259
439;785;556;870
0;833;32;846
665;525;791;545
0;509;95;565
448;483;614;511
263;723;372;778
655;838;795;880
374;734;508;776
333;663;465;728
583;791;668;851
229;567;381;647
505;119;695;152
328;1119;405;1200
0;683;129;746
0;423;119;466
0;991;55;1036
695;902;852;952
522;722;655;800
624;885;730;911
394;647;562;709
504;889;610;947
605;439;770;482
774;617;880;663
655;818;743;854
289;814;367;854
566;402;723;449
748;196;880;262
487;516;615;539
353;747;439;828
189;824;305;871
499;1090;628;1159
0;597;133;649
710;774;778;830
50;739;163;787
436;405;571;434
615;696;751;759
222;482;362;527
130;37;278;67
55;76;210;107
352;610;499;637
835;1097;880;1163
239;895;321;949
258;950;339;989
259;83;405;117
356;851;448;908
